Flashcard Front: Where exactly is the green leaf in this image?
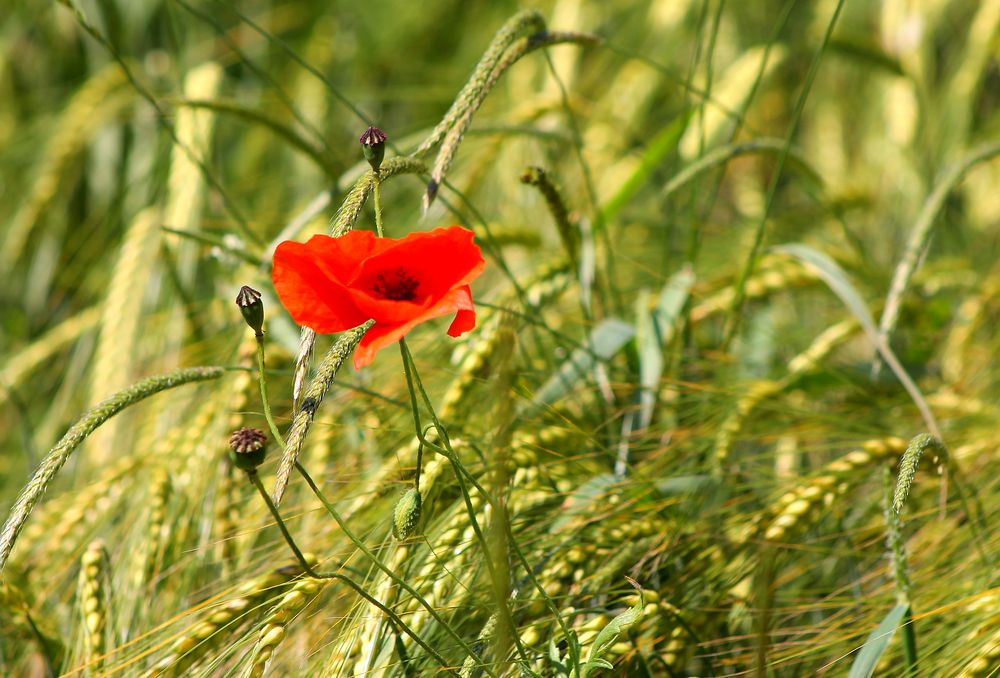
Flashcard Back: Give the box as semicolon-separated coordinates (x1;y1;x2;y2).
847;603;909;678
635;267;694;430
525;318;635;415
773;243;940;440
601;113;689;223
771;244;878;336
581;583;644;678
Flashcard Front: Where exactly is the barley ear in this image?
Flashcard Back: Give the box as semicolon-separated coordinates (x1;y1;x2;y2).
272;322;372;504
78;539;111;673
521;166;578;270
0;366;224;572
893;433;945;515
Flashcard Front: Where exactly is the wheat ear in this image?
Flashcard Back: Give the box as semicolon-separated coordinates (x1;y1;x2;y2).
78;540;111;674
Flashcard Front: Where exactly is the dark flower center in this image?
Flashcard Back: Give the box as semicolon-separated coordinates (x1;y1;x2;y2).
372;268;420;301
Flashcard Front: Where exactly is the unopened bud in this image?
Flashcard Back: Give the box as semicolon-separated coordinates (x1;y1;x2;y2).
359;126;387;172
236;285;264;336
229;427;267;471
392;488;422;540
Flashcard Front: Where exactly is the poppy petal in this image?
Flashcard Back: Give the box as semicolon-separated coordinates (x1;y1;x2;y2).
352;285;478;368
446;285;476;337
272;240;369;332
297;230;397;285
354;226;485;301
272;225;485;368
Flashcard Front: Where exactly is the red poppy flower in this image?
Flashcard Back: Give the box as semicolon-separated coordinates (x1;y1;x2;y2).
272;226;485;368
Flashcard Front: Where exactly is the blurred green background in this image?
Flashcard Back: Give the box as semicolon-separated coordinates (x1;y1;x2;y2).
1;0;999;676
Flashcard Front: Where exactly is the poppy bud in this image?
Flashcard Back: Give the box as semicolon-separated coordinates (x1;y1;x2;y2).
359;126;387;172
392;488;422;540
229;427;267;472
236;285;264;336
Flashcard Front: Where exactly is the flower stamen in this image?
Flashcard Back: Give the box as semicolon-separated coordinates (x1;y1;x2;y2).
372;268;420;301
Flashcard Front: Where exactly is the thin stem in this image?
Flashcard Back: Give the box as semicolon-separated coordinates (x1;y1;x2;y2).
244;470;457;675
248;471;311;567
398;340;430;493
255;335;286;449
373;171;384;237
722;0;845;348
399;340;424;441
396;340;529;666
901;608;918;677
292;461;495;677
414;437;425;493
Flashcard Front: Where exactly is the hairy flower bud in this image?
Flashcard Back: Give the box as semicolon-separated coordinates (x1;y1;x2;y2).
359;126;387;172
392;488;422;540
236;285;264;337
229;427;267;471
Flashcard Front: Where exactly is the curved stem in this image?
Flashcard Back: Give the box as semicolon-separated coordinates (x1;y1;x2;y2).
255;335;286;449
245;471;457;675
414;437;425;493
399;340;432;492
248;471;310;566
292;461;495;677
397;340;530;666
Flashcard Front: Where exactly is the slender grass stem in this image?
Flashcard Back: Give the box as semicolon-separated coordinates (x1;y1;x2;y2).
255;336;286;449
722;0;846;348
883;467;918;675
397;340;530;667
292;461;496;677
244;471;457;675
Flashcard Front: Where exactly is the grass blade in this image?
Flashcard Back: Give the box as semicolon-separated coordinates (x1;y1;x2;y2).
847;602;909;678
773;243;941;441
525;318;634;415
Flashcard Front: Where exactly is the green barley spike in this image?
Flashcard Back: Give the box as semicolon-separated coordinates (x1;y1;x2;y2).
893;433;945;516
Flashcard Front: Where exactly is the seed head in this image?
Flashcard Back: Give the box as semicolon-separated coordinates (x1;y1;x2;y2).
359;126;387;146
359;126;387;172
229;427;267;471
236;285;264;336
392;488;422;540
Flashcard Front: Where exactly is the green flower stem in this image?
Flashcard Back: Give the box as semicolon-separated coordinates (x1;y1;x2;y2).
398;341;430;492
397;339;529;666
244;470;457;675
373;171;384;237
248;471;311;567
292;460;495;677
330;158;427;238
414;433;427;493
255;335;286;449
400;433;579;669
